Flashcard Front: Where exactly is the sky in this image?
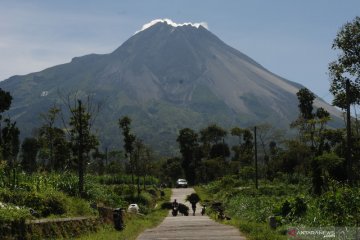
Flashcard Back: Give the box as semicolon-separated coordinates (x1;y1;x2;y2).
1;0;359;104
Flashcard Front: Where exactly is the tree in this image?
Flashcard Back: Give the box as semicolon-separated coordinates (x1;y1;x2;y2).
292;88;331;154
292;88;332;194
39;106;61;170
38;106;71;171
161;157;183;185
119;116;136;184
1;118;20;188
255;124;284;179
177;128;199;185
69;100;98;197
329;16;360;109
0;88;12;152
0;88;12;113
21;137;40;173
200;124;227;147
329;16;360;185
2;118;20;166
297;88;315;120
209;142;230;159
231;127;254;166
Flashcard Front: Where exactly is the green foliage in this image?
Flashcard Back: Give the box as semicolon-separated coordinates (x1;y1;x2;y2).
329;16;360;108
231;127;254;166
20;137;40;173
96;174;159;185
119;116;136;157
161;157;183;184
317;186;360;226
69;99;99;197
53;173;79;196
274;197;307;224
177;128;199;185
0;88;12;114
239;166;255;180
0;189;68;217
0;205;31;222
1;118;20;165
0;206;29;240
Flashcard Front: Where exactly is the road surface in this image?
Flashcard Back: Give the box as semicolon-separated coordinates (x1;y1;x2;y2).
137;188;246;240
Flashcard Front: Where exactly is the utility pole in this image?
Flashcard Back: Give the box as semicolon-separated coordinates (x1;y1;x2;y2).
254;126;258;189
346;79;352;185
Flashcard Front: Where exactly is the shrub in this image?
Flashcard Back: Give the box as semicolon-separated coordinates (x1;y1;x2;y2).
0;207;30;239
41;193;67;216
318;187;360;226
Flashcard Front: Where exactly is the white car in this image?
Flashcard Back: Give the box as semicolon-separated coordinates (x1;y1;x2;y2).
176;179;188;188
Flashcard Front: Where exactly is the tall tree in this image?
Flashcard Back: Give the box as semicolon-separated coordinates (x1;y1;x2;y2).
0;88;12;150
21;137;39;173
292;88;331;194
231;127;254;166
329;16;360;109
200;124;227;145
177;128;199;185
39;106;61;170
69;100;98;197
291;88;330;153
119;116;136;184
329;16;360;185
161;157;183;184
1;118;20;188
2;119;20;165
200;124;228;161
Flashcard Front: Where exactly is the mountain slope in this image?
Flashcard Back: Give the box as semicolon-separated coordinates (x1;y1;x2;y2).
0;20;342;155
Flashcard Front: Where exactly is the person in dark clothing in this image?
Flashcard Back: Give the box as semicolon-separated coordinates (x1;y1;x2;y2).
172;199;179;208
191;202;196;216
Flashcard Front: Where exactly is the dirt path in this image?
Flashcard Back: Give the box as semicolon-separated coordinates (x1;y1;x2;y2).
137;188;246;240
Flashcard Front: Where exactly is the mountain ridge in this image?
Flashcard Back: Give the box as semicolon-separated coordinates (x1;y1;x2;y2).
0;20;342;155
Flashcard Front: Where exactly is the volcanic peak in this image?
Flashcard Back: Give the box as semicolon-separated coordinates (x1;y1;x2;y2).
135;18;209;34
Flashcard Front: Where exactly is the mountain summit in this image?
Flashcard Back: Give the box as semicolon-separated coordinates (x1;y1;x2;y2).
0;19;342;154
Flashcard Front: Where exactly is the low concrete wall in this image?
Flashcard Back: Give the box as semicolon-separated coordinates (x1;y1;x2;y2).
25;216;100;239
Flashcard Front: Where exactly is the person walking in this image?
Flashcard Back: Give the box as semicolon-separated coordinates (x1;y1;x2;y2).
191;201;196;216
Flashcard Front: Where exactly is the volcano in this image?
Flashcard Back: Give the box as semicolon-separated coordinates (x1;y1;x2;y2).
0;19;342;155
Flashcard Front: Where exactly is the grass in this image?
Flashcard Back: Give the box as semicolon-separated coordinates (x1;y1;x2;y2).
76;188;171;240
194;186;287;240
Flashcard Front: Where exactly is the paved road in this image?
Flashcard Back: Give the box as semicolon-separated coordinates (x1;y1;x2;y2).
137;188;246;240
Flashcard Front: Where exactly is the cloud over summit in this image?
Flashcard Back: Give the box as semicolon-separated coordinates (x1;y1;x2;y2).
136;19;208;33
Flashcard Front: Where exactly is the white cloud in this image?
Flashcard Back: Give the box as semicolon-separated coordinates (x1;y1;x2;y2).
136;18;208;33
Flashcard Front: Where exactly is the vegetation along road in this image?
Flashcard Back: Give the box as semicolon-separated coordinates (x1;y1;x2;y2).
137;188;246;240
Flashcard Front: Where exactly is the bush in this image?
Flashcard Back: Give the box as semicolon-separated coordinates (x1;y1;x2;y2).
41;193;67;216
317;187;360;226
53;173;78;196
0;207;29;240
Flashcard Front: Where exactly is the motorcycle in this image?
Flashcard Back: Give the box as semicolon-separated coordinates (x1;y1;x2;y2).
172;205;179;216
201;205;206;216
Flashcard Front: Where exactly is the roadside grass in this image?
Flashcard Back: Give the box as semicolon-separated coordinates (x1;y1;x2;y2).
76;188;171;240
194;186;287;240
